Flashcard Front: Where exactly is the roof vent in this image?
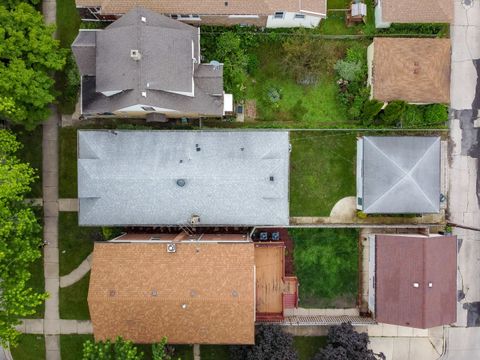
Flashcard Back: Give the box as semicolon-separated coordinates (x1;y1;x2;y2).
181;303;188;309
130;49;142;61
413;282;419;288
151;289;158;296
191;215;200;225
167;243;176;253
269;176;275;182
109;289;116;297
232;290;238;297
141;16;146;23
141;91;147;97
428;282;433;288
224;1;228;5
177;179;186;187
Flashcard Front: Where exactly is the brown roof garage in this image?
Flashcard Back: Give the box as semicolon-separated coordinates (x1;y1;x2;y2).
374;234;457;329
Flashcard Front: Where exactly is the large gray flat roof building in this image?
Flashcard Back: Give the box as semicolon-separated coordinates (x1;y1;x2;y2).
78;130;290;226
356;136;440;214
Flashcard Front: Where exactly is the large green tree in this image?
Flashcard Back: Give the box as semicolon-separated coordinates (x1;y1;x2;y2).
0;130;45;346
0;3;66;129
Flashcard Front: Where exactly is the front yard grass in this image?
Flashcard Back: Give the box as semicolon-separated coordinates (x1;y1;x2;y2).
59;127;78;198
294;336;327;360
60;334;93;360
13;126;43;198
291;228;359;308
59;272;90;320
200;345;230;360
59;212;101;276
27;255;45;319
10;334;45;360
289;131;356;216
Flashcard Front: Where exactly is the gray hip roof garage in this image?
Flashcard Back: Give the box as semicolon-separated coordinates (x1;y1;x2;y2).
78;130;290;226
357;136;441;214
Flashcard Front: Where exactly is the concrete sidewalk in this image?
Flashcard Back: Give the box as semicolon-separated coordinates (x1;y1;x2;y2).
16;320;93;335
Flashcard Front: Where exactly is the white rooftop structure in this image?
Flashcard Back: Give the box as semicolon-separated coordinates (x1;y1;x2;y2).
78;130;290;226
356;136;441;214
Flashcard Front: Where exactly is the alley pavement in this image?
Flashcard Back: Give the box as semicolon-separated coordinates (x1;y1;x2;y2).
445;0;480;359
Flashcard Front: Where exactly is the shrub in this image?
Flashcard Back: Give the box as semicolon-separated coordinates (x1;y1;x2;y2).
59;51;80;114
379;100;407;126
82;337;143;360
361;99;383;126
230;325;298;360
334;60;363;82
424;104;448;125
314;323;384;360
401;104;425;128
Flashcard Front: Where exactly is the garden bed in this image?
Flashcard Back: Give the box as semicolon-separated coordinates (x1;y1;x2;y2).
291;228;359;308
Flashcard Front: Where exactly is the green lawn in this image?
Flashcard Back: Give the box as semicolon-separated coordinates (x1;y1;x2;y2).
245;42;354;127
59;127;78;198
60;334;93;360
59;212;100;276
294;337;327;360
289;131;357;216
291;228;359;308
59;272;90;319
27;255;45;318
10;334;45;360
13;126;43;198
201;345;230;360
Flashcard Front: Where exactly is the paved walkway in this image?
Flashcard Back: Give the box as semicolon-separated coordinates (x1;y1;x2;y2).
17;320;92;335
60;254;92;288
42;109;61;360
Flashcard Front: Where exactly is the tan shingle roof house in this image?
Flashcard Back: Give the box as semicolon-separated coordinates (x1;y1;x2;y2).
76;0;327;28
375;0;453;28
89;239;256;344
367;38;451;104
88;232;298;344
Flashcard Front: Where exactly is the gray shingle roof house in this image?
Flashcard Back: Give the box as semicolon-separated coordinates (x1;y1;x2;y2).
78;130;290;226
356;136;441;214
72;7;232;119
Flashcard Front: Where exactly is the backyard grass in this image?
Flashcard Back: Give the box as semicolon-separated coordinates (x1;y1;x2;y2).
318;0;375;35
294;336;328;360
59;127;78;198
60;334;93;360
59;272;90;320
245;42;356;127
10;334;45;360
13;126;43;198
291;228;359;308
289;131;357;216
59;212;100;276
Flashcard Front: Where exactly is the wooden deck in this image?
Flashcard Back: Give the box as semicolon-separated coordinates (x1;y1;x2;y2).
254;243;285;314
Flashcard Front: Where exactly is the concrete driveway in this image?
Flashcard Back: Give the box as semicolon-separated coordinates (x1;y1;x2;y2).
446;0;480;359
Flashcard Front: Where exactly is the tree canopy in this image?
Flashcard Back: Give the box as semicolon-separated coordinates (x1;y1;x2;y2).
0;130;45;346
230;324;298;360
0;3;66;129
314;323;385;360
